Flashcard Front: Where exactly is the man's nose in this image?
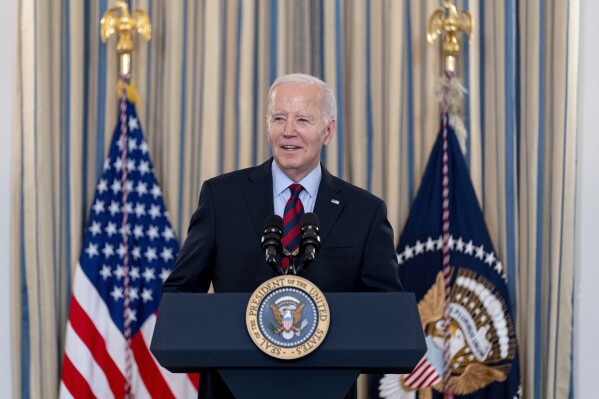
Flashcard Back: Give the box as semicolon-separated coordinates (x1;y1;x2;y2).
284;120;297;136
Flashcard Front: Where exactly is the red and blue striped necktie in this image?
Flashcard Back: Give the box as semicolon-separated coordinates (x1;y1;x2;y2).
281;184;304;270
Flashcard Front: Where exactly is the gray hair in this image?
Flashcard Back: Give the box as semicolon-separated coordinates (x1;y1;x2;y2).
267;73;337;123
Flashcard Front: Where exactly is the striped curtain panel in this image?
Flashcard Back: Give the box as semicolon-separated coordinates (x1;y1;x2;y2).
517;1;579;398
11;1;578;398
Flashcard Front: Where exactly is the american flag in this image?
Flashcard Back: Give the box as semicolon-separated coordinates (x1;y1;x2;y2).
60;84;198;398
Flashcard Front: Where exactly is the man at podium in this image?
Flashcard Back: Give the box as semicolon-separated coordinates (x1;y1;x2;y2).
162;73;402;398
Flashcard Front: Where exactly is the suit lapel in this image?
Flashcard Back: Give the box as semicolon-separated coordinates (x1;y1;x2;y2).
242;161;345;246
243;159;275;238
314;165;345;246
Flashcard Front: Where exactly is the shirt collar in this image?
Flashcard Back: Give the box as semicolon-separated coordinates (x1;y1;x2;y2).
272;160;321;199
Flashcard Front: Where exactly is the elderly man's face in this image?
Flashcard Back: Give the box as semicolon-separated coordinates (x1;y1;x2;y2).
267;83;335;182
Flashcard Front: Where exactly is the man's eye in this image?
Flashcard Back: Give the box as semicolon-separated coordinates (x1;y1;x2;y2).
273;116;284;122
298;118;310;123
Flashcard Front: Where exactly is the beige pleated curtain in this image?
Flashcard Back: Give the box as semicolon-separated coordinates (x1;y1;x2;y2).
12;1;578;398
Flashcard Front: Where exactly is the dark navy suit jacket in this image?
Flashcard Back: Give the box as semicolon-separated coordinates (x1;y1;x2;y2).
162;158;401;397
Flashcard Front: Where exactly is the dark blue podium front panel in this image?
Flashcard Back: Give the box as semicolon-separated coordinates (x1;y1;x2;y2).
151;292;425;374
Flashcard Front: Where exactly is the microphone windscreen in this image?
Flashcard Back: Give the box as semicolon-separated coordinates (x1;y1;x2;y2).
300;212;320;228
264;214;284;231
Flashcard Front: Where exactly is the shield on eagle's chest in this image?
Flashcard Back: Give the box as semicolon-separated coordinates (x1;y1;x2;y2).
282;311;293;331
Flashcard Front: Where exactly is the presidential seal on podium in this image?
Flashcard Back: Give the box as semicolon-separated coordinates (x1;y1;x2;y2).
246;275;330;360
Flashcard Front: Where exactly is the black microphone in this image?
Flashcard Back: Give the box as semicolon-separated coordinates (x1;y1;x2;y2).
261;215;283;270
299;213;320;264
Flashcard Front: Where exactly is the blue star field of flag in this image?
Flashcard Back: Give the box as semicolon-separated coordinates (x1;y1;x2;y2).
80;100;179;336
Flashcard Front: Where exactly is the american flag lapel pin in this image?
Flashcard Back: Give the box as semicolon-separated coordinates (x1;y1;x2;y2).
331;199;340;205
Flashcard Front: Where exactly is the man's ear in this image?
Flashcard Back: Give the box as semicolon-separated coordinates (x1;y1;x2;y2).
323;119;336;145
266;116;271;143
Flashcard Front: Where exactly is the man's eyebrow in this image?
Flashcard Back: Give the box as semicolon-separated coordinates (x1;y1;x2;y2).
298;113;318;120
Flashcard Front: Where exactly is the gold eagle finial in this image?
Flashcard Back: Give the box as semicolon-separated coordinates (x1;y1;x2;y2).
100;0;151;77
427;1;472;72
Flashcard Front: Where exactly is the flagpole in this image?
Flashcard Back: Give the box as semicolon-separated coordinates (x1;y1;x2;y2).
100;2;151;397
101;0;151;78
427;2;472;398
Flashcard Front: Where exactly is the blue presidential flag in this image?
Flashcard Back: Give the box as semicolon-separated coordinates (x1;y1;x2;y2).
379;125;521;399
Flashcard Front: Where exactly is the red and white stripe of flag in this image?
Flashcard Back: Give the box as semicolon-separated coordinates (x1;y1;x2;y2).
402;357;443;390
59;264;198;399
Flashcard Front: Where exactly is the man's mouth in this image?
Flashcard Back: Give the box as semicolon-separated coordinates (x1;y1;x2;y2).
281;145;300;151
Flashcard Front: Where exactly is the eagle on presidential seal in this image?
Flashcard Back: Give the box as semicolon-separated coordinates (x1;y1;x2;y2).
381;269;518;399
270;296;306;340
